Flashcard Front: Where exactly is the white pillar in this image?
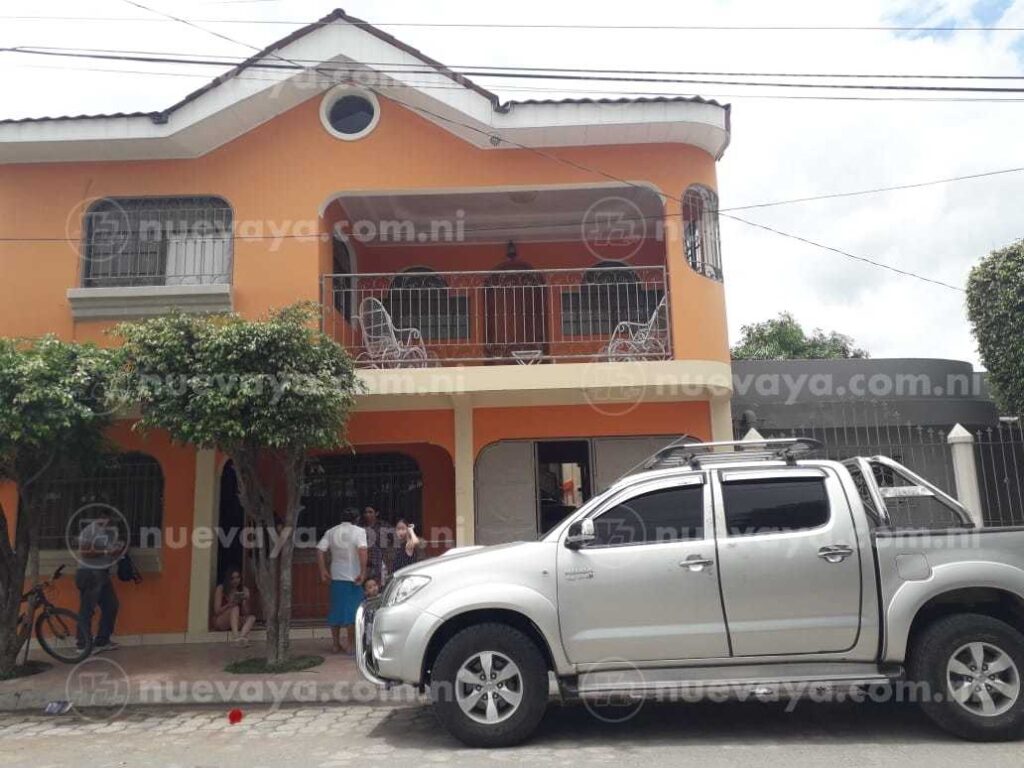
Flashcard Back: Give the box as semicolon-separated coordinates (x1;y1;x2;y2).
710;396;734;442
186;449;219;638
947;423;984;527
453;397;475;547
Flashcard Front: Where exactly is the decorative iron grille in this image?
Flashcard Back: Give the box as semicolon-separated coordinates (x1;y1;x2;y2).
82;196;232;287
33;452;165;549
683;185;723;282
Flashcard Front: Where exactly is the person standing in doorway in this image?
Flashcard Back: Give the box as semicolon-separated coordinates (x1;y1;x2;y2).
75;510;124;652
316;507;368;654
361;506;390;584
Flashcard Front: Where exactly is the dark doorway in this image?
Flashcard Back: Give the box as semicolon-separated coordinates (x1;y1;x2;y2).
536;440;592;534
216;461;245;587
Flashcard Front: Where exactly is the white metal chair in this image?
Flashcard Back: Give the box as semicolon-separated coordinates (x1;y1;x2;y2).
603;296;669;362
356;297;429;368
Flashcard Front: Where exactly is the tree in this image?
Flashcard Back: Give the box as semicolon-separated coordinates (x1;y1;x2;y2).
115;304;360;666
0;337;114;677
966;240;1024;414
731;312;868;360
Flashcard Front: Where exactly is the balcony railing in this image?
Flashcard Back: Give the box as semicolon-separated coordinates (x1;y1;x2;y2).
321;265;671;367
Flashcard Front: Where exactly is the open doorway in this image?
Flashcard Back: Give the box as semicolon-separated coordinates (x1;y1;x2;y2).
536;440;592;534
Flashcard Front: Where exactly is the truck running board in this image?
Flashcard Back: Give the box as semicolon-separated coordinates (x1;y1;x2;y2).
565;662;901;703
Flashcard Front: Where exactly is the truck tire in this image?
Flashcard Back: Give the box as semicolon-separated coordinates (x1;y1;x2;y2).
910;613;1024;741
429;622;549;748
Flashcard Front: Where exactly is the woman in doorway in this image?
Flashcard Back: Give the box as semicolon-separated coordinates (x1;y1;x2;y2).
212;568;256;646
390;519;424;576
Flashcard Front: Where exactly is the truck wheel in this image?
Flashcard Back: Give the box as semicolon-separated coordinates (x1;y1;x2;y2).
430;623;549;748
910;613;1024;741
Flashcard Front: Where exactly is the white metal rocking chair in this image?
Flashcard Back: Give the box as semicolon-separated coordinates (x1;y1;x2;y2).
356;297;429;368
603;296;669;362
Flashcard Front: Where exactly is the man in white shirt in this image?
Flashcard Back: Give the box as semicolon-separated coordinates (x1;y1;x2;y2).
316;507;368;654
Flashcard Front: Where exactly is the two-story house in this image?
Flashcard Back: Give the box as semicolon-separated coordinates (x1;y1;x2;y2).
0;10;734;641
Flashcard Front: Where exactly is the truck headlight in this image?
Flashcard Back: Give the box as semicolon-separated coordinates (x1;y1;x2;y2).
384;575;431;606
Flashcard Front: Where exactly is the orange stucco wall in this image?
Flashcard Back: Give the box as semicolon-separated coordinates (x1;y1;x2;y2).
6;421;197;636
0;92;728;361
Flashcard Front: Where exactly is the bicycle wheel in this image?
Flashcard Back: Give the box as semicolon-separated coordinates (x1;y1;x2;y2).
35;607;91;663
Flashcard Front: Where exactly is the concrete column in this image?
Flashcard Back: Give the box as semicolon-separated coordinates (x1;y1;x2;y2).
453;397;475;547
186;449;219;638
947;424;984;527
709;396;734;442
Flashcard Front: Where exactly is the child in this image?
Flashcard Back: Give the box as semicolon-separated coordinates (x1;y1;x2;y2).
363;577;380;600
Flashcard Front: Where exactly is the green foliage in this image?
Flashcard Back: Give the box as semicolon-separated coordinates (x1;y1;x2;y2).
966;240;1024;414
0;336;114;483
114;303;361;453
731;312;868;360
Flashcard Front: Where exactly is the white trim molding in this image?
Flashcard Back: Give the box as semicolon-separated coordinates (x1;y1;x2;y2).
67;284;233;320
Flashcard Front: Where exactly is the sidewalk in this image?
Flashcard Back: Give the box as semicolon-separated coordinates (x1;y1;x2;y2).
0;638;422;713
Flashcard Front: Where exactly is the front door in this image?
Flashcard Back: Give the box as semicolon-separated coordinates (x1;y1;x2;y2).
713;467;863;656
556;475;730;664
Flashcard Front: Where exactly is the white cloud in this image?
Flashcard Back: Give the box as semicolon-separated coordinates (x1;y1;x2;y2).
2;0;1022;366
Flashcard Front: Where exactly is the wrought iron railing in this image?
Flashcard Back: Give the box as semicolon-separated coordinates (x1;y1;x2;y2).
321;265;671;366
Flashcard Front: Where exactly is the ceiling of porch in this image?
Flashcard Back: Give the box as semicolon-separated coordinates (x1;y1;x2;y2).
327;183;665;245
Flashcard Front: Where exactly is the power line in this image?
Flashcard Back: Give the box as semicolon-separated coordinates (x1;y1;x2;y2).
11;45;1024;81
7;47;1024;94
10;59;1024;106
2;15;1024;32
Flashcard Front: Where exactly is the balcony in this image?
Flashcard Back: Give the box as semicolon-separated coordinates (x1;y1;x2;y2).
322;265;671;367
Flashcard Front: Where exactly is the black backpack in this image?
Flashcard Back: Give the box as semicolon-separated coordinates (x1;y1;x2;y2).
116;552;142;584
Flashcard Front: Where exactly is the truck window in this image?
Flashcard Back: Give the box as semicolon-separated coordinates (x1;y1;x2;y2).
590;485;704;547
845;461;884;527
722;477;830;537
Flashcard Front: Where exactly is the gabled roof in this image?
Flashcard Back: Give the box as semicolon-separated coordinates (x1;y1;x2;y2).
0;8;731;163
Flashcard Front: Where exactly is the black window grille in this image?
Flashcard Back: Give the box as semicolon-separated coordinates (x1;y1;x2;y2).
683;186;723;282
34;452;165;550
82;196;232;287
561;262;663;336
302;453;423;539
386;268;470;341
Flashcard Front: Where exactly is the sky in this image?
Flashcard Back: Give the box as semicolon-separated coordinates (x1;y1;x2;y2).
2;0;1023;367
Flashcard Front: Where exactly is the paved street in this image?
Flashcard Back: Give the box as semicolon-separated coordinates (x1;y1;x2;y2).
1;698;1022;768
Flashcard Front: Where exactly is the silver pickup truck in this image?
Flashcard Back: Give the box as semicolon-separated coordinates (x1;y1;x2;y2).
357;438;1024;747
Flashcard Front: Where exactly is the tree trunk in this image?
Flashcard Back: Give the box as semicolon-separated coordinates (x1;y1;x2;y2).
0;489;34;677
275;449;307;664
230;448;284;667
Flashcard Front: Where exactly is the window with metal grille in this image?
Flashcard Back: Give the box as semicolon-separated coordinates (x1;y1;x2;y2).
82;196;233;287
682;186;723;281
561;262;663;336
34;452;165;550
386;268;469;341
302;453;422;539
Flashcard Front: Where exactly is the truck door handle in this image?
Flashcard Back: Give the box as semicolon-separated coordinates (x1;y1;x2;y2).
680;555;714;572
818;545;854;564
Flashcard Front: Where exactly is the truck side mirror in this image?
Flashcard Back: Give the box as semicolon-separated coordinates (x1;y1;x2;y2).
565;518;596;550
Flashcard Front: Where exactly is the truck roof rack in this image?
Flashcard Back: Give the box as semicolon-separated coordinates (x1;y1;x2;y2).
624;436;825;477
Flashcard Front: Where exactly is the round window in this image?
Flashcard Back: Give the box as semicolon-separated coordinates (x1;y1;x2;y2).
319;87;380;141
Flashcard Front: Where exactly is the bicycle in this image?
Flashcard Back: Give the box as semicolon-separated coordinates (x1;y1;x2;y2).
17;565;92;664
